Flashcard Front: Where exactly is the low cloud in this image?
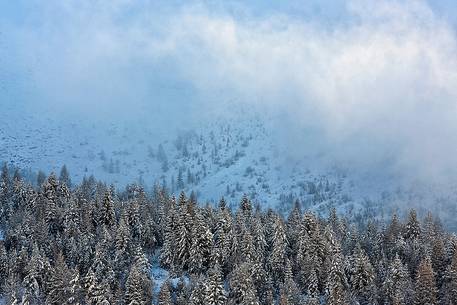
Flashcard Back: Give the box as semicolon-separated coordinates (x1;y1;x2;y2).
2;0;457;183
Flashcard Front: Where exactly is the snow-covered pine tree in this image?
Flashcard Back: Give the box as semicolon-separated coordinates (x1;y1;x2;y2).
124;261;153;305
348;244;376;304
431;236;447;289
175;192;193;271
100;190;115;228
158;280;173;305
0;163;10;219
385;213;403;258
211;198;232;271
239;226;256;264
269;215;287;282
128;196;144;241
189;208;213;274
239;195;252;219
160;197;177;271
286;200;301;259
297;212;325;292
114;213;132;272
203;263;227;305
43;173;59;234
414;256;437;305
383;253;411;305
84;269;112;305
46;252;81;304
228;262;260;305
405;209;421;241
305;268;320;305
251;213;267;264
279;259;302;305
442;250;457;305
189;275;206;305
21;244;46;302
325;226;348;305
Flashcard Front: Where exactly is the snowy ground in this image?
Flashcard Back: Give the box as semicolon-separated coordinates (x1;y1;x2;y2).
2;103;457;228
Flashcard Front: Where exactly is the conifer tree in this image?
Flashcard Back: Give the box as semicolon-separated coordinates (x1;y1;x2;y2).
286;200;301;258
22;244;45;304
158;280;173;305
0;163;11;223
124;262;153;305
128;198;143;241
431;236;447;288
189;208;213;274
175;192;193;270
349;245;376;304
297;212;325;292
325;227;348;305
203;263;227;305
115;214;132;273
383;254;411;305
84;269;112;305
414;256;437;305
305;268;320;305
279;259;302;305
239;227;256;264
228;262;260;305
405;209;421;240
269;216;287;281
385;213;403;257
161;198;177;270
212;199;232;270
46;253;81;305
100;190;116;228
43;173;59;234
442;250;457;305
239;195;252;219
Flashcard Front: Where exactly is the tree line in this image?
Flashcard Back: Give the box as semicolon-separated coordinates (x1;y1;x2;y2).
0;163;456;305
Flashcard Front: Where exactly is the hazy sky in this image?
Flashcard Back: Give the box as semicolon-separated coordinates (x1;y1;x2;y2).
1;0;457;183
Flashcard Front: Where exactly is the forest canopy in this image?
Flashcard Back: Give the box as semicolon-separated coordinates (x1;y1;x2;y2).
0;163;454;305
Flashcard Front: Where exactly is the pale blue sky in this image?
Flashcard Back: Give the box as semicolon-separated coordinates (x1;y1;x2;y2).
1;0;456;26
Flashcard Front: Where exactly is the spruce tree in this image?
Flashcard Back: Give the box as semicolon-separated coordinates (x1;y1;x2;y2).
100;190;116;228
348;245;376;304
189;208;213;274
84;269;112;305
383;254;411;305
161;198;177;270
175;192;193;270
228;262;260;305
46;253;81;305
414;256;437;305
124;262;153;305
442;250;457;305
212;200;232;270
269;216;287;282
325;227;348;305
405;210;421;240
158;280;173;305
203;263;226;305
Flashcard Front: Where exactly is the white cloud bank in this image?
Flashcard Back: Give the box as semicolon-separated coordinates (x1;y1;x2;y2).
2;0;457;182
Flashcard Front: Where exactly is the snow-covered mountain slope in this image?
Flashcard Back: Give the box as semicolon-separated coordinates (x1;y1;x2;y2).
0;103;354;210
2;102;457;229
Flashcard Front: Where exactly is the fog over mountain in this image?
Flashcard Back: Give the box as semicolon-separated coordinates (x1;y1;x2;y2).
1;0;457;211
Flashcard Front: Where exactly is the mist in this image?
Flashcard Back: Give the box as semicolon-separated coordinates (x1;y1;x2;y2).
1;0;457;186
